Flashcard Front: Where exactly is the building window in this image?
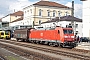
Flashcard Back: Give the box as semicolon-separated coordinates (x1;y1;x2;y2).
65;12;68;16
69;24;71;25
30;9;32;14
16;27;18;29
25;11;26;13
65;12;69;16
47;10;50;17
39;20;41;25
15;16;17;17
75;24;78;28
58;11;61;17
39;9;42;16
53;10;55;17
27;10;29;12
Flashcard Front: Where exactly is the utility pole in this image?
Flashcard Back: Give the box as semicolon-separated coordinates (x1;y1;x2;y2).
71;1;74;17
71;1;75;34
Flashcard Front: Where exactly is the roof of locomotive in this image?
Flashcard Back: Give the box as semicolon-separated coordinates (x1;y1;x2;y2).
0;31;5;32
14;28;34;31
36;27;55;30
35;26;73;30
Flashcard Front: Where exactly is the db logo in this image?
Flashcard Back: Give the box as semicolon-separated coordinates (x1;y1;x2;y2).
40;33;43;36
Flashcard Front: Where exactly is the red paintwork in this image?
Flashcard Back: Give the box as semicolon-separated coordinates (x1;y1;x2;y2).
29;27;74;43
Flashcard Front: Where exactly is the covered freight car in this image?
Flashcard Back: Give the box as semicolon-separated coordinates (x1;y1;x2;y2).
14;28;34;41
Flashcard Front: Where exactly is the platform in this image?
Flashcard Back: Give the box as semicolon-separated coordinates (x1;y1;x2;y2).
75;42;90;50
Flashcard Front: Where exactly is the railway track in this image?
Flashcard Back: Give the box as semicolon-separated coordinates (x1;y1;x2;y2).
0;56;5;60
0;41;61;60
0;39;90;60
0;39;89;53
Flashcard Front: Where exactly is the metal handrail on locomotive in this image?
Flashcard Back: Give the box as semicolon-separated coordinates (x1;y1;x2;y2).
14;26;77;48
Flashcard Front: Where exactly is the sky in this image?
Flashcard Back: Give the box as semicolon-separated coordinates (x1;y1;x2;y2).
0;0;82;18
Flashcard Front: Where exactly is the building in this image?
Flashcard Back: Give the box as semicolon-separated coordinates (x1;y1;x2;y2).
81;0;90;37
10;17;23;27
23;1;72;27
10;17;23;30
10;17;32;30
39;15;82;37
1;11;23;29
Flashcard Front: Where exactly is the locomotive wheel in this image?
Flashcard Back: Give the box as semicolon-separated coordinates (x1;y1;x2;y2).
40;41;44;44
16;38;19;41
48;42;58;47
30;40;33;43
26;40;29;42
28;40;31;43
33;40;36;44
48;42;52;46
35;41;39;44
54;43;59;47
22;39;25;42
52;43;56;47
31;40;35;43
59;43;65;48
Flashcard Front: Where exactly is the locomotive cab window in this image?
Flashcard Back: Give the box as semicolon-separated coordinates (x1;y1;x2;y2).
5;31;9;35
68;30;73;34
63;29;73;34
63;30;67;34
1;32;4;35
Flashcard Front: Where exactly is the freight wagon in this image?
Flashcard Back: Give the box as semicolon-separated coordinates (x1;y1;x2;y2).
14;28;33;42
14;26;77;48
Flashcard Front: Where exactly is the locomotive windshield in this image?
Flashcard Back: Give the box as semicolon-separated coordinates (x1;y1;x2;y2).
1;32;4;35
63;29;73;34
5;31;10;35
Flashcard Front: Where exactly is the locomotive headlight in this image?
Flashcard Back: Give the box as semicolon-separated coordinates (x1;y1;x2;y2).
64;36;68;38
71;36;74;38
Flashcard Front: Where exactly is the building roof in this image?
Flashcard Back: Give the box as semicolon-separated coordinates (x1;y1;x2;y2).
60;15;82;22
10;11;23;16
41;15;82;24
33;1;70;8
10;17;23;23
2;11;23;19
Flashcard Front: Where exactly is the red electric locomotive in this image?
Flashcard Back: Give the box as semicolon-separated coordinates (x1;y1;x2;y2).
14;26;77;48
30;26;76;48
